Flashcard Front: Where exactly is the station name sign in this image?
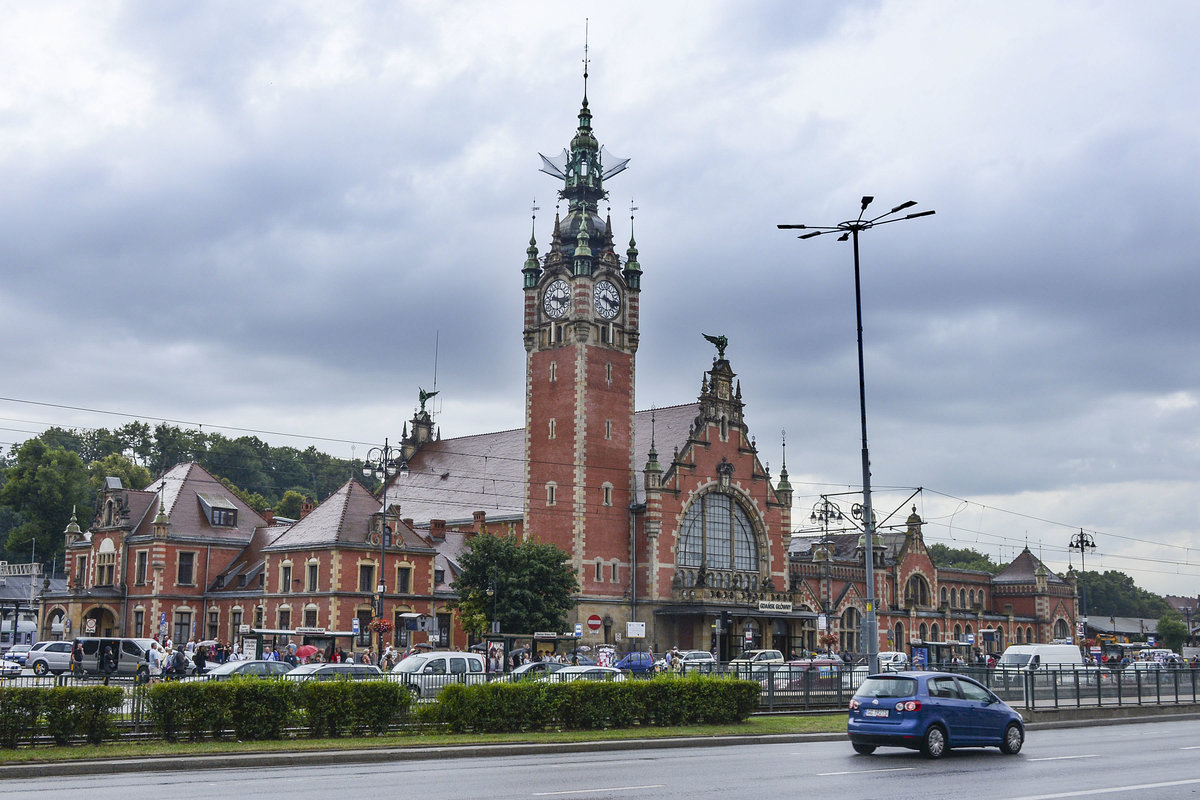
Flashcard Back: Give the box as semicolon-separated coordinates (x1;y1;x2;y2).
757;600;793;613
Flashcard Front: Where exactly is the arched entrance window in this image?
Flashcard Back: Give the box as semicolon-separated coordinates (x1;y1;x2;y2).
840;608;860;654
930;623;940;642
919;622;928;641
995;626;1005;649
678;492;760;573
894;622;904;649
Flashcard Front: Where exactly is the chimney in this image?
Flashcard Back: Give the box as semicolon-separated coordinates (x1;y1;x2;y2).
430;519;446;541
262;509;275;526
473;510;487;533
300;500;315;519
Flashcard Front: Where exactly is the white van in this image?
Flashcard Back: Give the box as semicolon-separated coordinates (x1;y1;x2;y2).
876;651;909;672
388;650;486;698
997;644;1092;672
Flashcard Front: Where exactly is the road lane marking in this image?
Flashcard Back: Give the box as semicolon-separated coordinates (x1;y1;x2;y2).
1008;778;1200;799
533;786;665;796
818;767;915;776
1028;754;1099;761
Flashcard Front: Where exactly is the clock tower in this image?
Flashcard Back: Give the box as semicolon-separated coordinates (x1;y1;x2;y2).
522;65;641;600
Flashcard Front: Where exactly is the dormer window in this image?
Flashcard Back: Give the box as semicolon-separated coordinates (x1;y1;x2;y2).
198;493;238;528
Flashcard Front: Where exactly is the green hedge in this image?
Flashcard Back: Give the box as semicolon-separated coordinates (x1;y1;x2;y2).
146;678;410;741
0;685;123;748
431;675;759;733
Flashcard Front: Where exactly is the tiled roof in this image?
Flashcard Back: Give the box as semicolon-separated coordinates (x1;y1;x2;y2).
267;479;384;549
134;463;266;543
383;404;702;526
992;547;1066;584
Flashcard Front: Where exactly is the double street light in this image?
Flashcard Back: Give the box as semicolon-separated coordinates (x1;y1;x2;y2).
779;197;935;675
362;438;409;658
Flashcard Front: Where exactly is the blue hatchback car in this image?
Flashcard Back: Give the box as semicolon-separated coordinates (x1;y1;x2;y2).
848;671;1025;758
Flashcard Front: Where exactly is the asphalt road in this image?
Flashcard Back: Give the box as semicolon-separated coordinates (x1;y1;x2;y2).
7;718;1200;799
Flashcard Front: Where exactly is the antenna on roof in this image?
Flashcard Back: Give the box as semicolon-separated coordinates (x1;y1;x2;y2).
583;18;590;99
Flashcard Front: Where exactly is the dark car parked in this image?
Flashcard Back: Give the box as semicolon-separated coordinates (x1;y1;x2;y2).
847;671;1025;758
614;651;656;675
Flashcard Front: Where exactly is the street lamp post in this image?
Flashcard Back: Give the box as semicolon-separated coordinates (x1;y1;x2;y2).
779;197;935;675
363;438;409;659
810;497;843;653
1069;529;1097;641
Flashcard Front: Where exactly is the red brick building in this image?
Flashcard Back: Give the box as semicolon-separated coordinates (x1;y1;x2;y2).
40;69;1077;660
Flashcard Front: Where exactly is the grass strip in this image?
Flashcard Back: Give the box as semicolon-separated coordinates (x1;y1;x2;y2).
0;713;844;764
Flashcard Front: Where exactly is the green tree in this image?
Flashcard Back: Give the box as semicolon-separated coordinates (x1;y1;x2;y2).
275;490;312;520
928;543;1002;574
451;533;579;637
0;439;93;568
1156;611;1187;652
1076;570;1170;618
88;453;153;495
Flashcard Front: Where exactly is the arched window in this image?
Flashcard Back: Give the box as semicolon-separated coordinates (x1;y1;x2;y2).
940;587;948;604
905;575;931;607
969;589;976;607
1027;625;1035;643
959;588;966;607
930;623;940;642
1015;627;1023;644
677;492;759;572
894;622;905;648
841;608;860;654
919;623;928;641
954;624;962;639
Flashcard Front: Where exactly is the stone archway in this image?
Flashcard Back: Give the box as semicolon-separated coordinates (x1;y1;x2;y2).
82;606;118;638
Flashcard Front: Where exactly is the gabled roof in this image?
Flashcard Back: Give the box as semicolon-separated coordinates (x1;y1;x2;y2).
132;463;266;543
992;547;1067;585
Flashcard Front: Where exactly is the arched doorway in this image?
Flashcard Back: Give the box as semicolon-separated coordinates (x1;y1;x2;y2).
82;606;118;638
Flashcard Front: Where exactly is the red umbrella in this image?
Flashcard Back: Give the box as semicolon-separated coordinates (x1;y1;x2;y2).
294;644;319;659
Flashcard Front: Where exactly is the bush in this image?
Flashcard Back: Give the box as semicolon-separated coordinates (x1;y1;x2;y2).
39;685;124;745
227;678;295;741
297;680;355;738
348;680;409;735
0;687;43;748
428;675;758;733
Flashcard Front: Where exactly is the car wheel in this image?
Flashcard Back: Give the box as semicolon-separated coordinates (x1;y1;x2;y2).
921;724;948;759
852;743;876;755
1000;722;1024;755
32;661;48;676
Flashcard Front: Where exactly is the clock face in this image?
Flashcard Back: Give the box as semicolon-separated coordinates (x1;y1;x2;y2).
593;280;620;320
543;279;570;318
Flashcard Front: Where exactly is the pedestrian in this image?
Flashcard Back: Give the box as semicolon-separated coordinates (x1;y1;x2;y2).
262;645;278;662
148;642;163;681
193;643;207;675
70;641;84;676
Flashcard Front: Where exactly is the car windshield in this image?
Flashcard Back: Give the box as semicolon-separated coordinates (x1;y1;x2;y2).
998;654;1032;667
392;655;429;674
856;676;917;699
205;661;248;676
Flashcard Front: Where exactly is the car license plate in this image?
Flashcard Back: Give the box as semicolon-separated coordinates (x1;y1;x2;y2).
864;708;889;718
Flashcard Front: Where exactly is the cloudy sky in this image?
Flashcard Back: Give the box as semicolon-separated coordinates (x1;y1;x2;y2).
2;1;1197;597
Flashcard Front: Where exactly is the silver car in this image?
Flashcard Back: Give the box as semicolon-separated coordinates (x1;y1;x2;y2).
28;641;73;676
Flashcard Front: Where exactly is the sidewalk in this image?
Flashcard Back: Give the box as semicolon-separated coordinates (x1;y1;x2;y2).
3;707;1198;779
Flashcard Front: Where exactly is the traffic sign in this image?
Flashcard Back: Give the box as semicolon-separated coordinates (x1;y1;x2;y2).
352;617;360;634
574;623;583;638
587;614;602;633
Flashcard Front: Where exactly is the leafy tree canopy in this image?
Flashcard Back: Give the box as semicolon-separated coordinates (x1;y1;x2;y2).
0;439;92;567
927;543;1003;574
88;453;152;495
1156;611;1188;652
1075;570;1171;619
451;533;579;637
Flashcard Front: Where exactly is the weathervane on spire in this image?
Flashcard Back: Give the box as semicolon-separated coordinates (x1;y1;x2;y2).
418;387;439;413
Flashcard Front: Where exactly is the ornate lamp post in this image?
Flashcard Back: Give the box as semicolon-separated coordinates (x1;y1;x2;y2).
363;439;408;658
1069;529;1097;641
810;497;843;650
779;197;935;674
